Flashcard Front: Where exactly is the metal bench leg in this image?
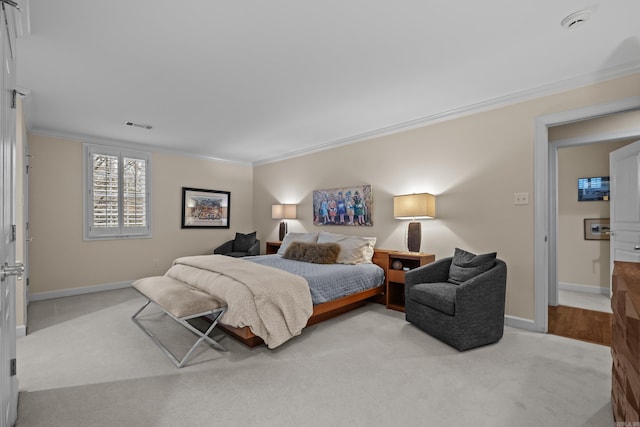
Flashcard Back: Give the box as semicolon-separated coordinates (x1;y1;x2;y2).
131;300;227;368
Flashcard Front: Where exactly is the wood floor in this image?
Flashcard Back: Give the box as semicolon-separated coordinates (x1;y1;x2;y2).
548;305;612;346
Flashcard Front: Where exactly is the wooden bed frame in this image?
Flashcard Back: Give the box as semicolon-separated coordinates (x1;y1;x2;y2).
216;249;389;348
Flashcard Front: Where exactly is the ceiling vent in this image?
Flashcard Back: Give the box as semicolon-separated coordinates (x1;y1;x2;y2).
124;121;152;130
561;9;592;29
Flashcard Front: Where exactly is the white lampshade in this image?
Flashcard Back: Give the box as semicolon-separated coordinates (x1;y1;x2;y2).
393;193;436;219
272;204;297;219
393;193;436;253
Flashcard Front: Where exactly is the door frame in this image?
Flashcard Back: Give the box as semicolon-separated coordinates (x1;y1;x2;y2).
533;96;640;332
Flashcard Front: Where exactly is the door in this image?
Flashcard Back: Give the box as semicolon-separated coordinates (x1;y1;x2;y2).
0;2;19;426
609;140;640;281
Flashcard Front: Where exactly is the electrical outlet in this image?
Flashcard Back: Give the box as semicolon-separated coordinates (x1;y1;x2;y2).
153;259;159;267
514;192;529;205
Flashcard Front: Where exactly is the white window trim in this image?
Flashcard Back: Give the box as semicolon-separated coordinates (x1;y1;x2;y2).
83;143;153;240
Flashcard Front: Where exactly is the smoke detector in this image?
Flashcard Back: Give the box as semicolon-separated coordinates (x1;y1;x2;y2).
561;9;592;29
124;121;152;130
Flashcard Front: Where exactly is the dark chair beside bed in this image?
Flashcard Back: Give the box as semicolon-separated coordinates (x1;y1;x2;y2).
214;231;260;258
404;248;507;351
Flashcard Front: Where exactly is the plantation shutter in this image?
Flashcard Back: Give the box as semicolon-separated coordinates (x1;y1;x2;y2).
122;157;146;227
92;153;119;229
85;144;151;239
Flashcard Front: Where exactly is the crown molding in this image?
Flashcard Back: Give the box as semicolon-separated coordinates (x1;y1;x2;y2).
27;128;253;167
253;62;640;166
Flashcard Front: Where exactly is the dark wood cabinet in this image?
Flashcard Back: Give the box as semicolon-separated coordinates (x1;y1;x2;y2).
611;261;640;423
265;241;281;255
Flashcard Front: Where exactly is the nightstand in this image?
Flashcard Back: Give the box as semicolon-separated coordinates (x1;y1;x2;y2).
384;251;435;312
265;241;281;255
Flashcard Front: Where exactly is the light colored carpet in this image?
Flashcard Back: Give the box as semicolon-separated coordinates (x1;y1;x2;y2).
16;288;613;427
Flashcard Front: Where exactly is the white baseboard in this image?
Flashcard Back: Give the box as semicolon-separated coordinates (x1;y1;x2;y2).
559;282;609;296
26;282;541;335
505;315;538;332
16;324;26;337
29;280;133;302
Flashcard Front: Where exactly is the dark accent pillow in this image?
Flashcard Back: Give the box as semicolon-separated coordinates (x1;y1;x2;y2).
233;231;257;252
282;241;341;264
448;248;497;285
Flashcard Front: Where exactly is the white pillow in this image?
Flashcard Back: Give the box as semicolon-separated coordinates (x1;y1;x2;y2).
277;232;319;255
316;231;377;264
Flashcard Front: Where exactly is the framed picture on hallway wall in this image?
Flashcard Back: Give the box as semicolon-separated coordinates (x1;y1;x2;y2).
181;187;230;228
584;218;610;240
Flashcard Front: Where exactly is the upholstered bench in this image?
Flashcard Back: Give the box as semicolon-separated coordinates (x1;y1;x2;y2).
131;276;228;368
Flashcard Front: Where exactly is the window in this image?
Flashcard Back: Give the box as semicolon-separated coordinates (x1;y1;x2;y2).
83;143;152;239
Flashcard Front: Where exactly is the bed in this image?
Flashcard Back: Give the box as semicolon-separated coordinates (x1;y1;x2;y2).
183;231;387;348
217;249;387;347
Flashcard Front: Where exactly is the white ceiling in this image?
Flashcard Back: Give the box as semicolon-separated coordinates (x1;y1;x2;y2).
16;1;640;165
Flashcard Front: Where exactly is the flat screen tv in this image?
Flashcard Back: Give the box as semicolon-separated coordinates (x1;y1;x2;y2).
578;176;609;201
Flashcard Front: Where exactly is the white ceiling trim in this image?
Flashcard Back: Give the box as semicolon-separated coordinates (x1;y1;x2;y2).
27;128;253;167
254;61;640;166
552;128;640;148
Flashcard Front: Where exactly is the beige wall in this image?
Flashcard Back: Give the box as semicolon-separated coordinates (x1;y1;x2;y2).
26;73;640;319
28;134;254;296
253;73;640;321
557;141;632;290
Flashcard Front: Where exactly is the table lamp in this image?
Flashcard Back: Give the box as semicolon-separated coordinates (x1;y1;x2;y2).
393;193;435;252
272;204;297;241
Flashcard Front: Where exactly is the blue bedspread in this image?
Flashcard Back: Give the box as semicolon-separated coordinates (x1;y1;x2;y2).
244;254;385;304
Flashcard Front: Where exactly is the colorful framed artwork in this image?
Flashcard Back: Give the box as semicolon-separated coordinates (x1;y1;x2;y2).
313;184;373;226
181;187;230;229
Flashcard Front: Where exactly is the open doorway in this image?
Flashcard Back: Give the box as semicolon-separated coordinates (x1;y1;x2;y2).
548;138;634;345
549;140;628;346
537;106;640;345
533;97;640;336
554;140;634;312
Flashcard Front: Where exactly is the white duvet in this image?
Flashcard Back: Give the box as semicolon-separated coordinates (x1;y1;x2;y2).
167;255;313;348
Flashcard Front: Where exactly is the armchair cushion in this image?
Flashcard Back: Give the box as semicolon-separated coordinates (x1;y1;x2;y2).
409;282;457;315
232;231;257;252
448;248;496;285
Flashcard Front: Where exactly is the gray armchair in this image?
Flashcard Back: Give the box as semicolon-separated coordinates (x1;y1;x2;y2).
404;253;507;351
213;231;260;258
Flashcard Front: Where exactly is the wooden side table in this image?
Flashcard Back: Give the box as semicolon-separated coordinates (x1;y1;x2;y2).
383;250;435;312
265;241;281;255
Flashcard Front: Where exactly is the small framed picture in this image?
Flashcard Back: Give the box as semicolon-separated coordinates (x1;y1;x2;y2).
584;218;610;240
181;187;230;229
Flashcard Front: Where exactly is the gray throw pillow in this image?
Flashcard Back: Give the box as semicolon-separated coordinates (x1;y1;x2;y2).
233;231;257;252
448;248;497;285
